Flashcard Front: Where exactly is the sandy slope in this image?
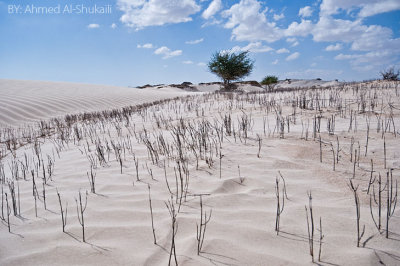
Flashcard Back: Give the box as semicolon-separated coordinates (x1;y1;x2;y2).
0;79;192;127
275;79;340;89
0;80;399;266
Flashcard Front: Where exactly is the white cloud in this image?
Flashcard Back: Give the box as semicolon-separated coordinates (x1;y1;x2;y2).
272;59;279;65
117;0;200;30
286;52;300;61
154;46;182;59
111;23;117;29
231;42;273;53
351;25;397;52
220;1;399;52
325;43;342;51
87;24;100;29
335;50;398;68
137;43;154;49
276;48;289;54
312;16;364;43
185;38;204;45
335;53;359;60
284;68;343;79
201;18;222;27
202;0;222;19
197;62;207;67
359;1;400;17
286;37;299;47
285;19;313;37
299;6;313;17
117;0;399;73
311;15;400;55
216;0;400;72
222;0;282;42
320;0;363;16
309;1;400;70
320;0;400;17
273;13;284;21
182;60;193;64
286;37;297;43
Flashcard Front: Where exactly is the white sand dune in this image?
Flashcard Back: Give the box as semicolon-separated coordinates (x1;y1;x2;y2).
0;80;399;266
275;79;340;89
0;79;193;127
192;79;341;93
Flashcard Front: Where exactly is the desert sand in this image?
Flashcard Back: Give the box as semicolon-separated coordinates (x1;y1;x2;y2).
0;79;193;127
0;79;399;266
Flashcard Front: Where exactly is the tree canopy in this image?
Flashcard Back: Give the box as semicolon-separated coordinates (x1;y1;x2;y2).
208;51;254;90
261;75;278;91
380;67;399;81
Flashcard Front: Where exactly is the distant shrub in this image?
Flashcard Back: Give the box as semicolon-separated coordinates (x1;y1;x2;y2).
208;51;254;91
261;75;278;91
380;67;399;81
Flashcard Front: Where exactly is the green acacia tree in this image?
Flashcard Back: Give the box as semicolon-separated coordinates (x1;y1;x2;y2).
380;67;399;81
208;51;254;91
261;75;278;91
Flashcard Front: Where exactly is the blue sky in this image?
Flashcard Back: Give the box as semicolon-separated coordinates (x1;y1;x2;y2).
0;0;399;86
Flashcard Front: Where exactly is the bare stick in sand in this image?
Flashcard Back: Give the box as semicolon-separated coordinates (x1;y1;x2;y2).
148;184;157;245
56;188;68;233
76;190;88;242
348;180;365;247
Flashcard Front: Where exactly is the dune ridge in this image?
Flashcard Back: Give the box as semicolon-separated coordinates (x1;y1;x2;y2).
0;79;192;127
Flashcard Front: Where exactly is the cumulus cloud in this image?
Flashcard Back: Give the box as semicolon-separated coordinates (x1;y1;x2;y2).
197;62;207;67
117;0;399;73
285;37;299;47
298;6;313;17
222;0;282;42
185;38;204;45
201;19;222;27
272;59;279;65
202;0;222;19
87;24;100;29
276;48;290;54
335;54;359;60
325;43;343;51
312;16;364;43
286;52;300;61
335;50;398;69
154;46;182;59
273;13;284;21
320;0;362;16
284;68;343;79
231;42;273;53
320;0;400;17
137;43;154;49
111;23;117;29
182;60;194;64
310;13;400;68
351;25;397;51
358;0;400;17
117;0;200;30
219;0;399;69
285;19;313;37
